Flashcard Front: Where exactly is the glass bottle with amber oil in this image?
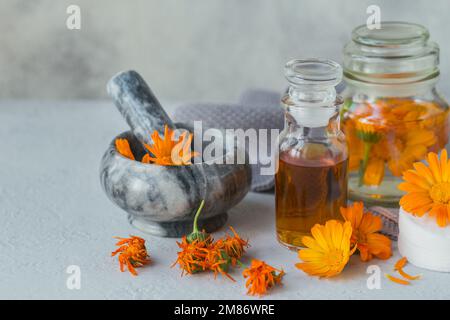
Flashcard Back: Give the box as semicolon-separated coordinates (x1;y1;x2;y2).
276;59;348;250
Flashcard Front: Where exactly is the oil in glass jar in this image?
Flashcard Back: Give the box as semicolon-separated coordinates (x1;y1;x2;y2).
341;22;449;206
275;59;348;250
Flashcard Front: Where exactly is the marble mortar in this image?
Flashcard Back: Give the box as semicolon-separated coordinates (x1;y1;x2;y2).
99;70;252;237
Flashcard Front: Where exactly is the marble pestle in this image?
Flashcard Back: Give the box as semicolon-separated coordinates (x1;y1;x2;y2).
101;70;252;237
107;70;176;146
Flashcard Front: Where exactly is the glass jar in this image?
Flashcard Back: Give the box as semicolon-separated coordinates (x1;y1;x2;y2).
275;59;348;250
341;22;449;206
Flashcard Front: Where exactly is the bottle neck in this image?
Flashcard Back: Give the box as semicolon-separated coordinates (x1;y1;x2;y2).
285;110;340;137
288;85;337;107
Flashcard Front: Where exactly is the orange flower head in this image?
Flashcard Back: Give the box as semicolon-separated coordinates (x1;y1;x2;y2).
296;220;356;277
203;240;235;281
388;129;436;177
399;149;450;227
115;138;135;160
111;235;150;276
242;259;284;296
142;125;198;165
340;202;392;262
172;236;210;275
355;120;383;144
222;226;249;263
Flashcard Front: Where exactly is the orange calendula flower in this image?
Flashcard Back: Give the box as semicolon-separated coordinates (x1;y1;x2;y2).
296;220;356;277
340;202;392;262
142;125;198;165
115;138;135;160
111;235;150;276
398;149;450;227
203;241;235;281
242;259;284;296
355;120;384;144
172;200;234;281
172;236;210;276
222;226;249;264
172;237;236;281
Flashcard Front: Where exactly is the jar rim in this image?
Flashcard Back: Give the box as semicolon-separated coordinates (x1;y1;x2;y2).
344;21;439;83
285;58;342;87
352;21;429;47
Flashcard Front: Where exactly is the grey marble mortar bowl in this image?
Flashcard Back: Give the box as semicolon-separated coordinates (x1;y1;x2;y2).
99;70;252;237
100;131;251;237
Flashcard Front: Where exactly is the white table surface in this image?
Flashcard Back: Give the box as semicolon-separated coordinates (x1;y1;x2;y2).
1;100;449;300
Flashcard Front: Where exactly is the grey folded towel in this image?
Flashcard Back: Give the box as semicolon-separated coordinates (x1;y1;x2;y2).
369;206;399;240
172;88;399;240
172;89;283;192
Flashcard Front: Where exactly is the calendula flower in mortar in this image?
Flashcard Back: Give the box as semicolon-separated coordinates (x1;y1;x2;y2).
142;125;198;165
296;220;356;277
399;149;450;227
111;235;150;276
115;138;135;160
242;259;284;296
340;202;392;262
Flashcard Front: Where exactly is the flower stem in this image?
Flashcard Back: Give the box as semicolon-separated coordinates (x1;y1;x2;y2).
359;142;372;186
236;260;246;268
192;200;205;234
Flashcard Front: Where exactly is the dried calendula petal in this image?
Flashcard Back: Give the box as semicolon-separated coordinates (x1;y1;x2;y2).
363;157;385;186
115;138;135;160
385;274;410;285
394;257;408;270
394;257;421;280
398;268;421;281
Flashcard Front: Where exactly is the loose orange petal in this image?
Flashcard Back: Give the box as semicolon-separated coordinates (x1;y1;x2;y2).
385;274;410;285
394;257;408;270
398;268;421;280
115;138;135;160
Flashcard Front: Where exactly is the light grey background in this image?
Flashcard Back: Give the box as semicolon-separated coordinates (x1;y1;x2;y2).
1;0;450;102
